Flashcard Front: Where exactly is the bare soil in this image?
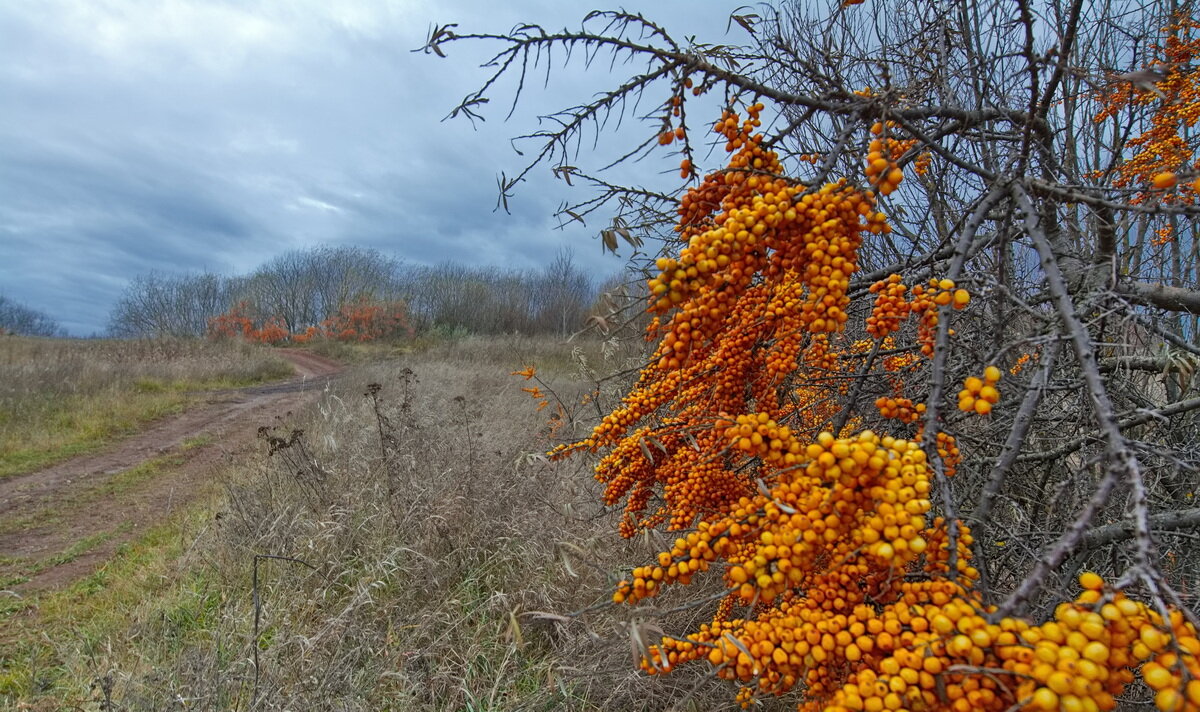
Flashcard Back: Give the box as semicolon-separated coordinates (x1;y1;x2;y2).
0;350;341;594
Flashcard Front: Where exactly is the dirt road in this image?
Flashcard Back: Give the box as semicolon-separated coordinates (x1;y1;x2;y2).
0;350;341;593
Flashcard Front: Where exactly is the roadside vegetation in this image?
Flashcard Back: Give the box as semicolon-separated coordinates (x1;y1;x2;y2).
0;337;292;477
0;335;710;710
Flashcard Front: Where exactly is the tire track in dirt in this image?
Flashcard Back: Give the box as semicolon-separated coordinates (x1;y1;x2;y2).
0;350;341;594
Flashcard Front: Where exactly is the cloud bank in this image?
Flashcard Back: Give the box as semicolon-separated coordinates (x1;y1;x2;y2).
0;0;735;334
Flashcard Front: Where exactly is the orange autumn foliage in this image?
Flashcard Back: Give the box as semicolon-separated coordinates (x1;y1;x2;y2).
207;298;411;345
320;297;412;343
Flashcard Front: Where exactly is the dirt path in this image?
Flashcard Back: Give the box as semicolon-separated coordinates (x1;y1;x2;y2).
0;350;341;594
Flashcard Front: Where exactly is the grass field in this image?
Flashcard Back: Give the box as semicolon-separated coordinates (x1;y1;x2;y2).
1;335;770;711
0;337;293;477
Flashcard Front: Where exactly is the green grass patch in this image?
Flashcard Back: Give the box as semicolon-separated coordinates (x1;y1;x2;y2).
181;434;214;450
0;337;294;478
0;507;209;706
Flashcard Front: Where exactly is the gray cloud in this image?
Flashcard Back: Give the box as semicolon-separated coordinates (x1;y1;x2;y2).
0;0;737;335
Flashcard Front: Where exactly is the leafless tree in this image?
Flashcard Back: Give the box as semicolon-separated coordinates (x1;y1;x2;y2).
0;295;63;337
107;272;233;338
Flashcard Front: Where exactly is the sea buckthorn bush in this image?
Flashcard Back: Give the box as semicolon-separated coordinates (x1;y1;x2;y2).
434;4;1200;711
545;111;1200;712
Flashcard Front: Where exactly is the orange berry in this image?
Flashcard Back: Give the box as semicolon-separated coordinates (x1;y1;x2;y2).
1186;679;1200;706
1143;662;1173;690
1152;171;1178;189
1156;688;1183;712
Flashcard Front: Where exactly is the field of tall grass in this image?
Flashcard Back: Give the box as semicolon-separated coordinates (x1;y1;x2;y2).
0;337;293;476
2;335;769;710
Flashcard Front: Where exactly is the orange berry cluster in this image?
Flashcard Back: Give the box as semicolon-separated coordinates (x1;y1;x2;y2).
864;123;914;196
556;106;894;534
810;572;1200;712
804;333;839;374
866;276;969;356
722;412;804;465
874;396;925;424
999;576;1200;712
913;151;932;176
1091;14;1200;207
933;431;961;478
556;107;1200;712
867;274;911;339
1011;352;1033;375
909;278;970;356
958;365;1002;415
622;432;1200;712
1152;225;1175;247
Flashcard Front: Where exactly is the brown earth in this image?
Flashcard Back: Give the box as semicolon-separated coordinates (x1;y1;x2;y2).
0;350;341;594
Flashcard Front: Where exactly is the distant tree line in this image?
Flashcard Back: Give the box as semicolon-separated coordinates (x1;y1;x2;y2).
0;295;64;337
107;245;602;339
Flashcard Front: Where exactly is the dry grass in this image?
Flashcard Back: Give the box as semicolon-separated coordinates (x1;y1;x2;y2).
0;336;292;476
1;335;779;711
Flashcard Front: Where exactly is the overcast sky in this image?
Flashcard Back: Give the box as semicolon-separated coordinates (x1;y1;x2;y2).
0;1;745;335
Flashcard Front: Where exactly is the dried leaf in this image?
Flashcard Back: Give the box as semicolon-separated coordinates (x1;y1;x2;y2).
731;13;759;35
639;437;654;463
601;229;618;253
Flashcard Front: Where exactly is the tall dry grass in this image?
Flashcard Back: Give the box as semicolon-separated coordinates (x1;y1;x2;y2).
0;336;292;476
13;336;781;710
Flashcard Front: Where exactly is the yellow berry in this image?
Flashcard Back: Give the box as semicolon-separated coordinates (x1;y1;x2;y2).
1152;171;1178;189
1031;687;1059;711
1156;688;1183;712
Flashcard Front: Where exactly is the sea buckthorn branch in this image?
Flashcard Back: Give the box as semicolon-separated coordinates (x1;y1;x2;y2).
805;118;862;190
559;112;1200;711
1000;184;1162;619
917;185;1007;573
426;6;1200;709
541;97;1200;710
971;341;1063;597
830;336;883;434
550;169;679;228
1015;393;1200;465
